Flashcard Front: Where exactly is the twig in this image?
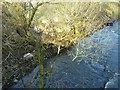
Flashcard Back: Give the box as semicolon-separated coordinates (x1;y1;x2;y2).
4;52;11;62
3;42;13;51
27;2;48;32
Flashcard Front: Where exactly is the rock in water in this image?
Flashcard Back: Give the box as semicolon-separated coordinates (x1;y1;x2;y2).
105;74;118;88
23;53;34;60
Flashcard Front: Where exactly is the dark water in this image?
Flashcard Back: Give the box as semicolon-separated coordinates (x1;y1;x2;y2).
11;21;119;88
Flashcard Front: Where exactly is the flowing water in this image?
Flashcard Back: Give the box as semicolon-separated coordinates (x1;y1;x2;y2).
11;21;119;88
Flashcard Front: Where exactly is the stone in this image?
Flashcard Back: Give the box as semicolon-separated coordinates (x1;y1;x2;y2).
13;79;18;83
105;74;118;88
23;53;34;60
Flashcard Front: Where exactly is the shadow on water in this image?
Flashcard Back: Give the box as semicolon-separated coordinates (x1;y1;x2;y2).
11;21;119;88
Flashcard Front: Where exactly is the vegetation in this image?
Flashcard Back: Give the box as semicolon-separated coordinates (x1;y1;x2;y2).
2;1;120;89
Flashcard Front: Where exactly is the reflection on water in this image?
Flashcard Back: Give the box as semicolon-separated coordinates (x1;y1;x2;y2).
12;21;119;88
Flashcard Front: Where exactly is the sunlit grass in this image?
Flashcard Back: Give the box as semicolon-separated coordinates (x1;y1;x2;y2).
33;2;120;47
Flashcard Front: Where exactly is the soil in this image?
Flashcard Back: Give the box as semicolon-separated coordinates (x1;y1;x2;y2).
2;31;59;88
